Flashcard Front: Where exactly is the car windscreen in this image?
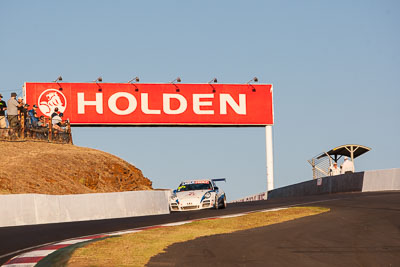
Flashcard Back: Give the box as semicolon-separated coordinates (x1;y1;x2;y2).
177;183;212;192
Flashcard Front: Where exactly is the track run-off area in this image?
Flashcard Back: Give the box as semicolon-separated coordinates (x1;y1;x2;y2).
1;191;399;266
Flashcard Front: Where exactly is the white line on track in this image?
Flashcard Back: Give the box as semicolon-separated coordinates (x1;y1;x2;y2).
55;240;89;245
17;250;56;258
0;242;55;262
4;263;36;267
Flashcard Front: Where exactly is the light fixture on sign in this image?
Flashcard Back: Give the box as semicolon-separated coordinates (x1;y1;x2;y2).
128;76;140;92
94;77;103;92
208;77;218;93
208;78;218;84
247;77;258;84
53;76;63;91
94;77;103;83
128;76;140;83
171;77;181;84
247;77;258;92
53;76;63;82
171;77;181;92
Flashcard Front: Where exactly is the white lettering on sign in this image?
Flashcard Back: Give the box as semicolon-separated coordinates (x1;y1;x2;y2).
141;93;161;115
163;94;187;115
76;93;247;116
220;94;246;115
193;94;214;115
108;92;137;115
77;93;103;114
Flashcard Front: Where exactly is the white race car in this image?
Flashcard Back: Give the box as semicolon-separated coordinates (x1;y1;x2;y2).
169;179;227;211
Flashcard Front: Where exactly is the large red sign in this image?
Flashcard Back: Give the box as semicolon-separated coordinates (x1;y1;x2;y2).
24;83;274;126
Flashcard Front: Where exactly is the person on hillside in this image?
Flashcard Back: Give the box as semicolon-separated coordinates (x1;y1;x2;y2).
329;162;340;176
34;115;49;139
38;115;48;128
7;92;22;135
0;94;7;137
341;157;354;174
20;103;30;127
51;107;59;118
28;105;39;128
17;98;27;123
17;97;23;116
0;94;7;127
52;112;64;132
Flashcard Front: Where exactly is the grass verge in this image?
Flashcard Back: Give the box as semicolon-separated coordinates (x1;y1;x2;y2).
67;207;329;267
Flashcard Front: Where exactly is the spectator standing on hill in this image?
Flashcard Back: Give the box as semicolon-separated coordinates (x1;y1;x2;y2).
21;104;29;126
17;97;23;111
35;115;49;139
38;115;47;128
52;112;64;132
17;97;25;121
51;107;59;118
341;157;354;174
7;92;22;132
0;94;7;129
28;105;39;127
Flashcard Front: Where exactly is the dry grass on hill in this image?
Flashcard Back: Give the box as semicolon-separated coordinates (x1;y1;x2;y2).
0;141;152;195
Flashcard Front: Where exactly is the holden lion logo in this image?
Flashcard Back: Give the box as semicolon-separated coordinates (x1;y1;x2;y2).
38;89;67;116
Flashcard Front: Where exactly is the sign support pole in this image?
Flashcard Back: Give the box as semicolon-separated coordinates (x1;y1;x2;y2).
266;125;274;194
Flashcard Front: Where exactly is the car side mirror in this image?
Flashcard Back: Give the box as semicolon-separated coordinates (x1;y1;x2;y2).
173;190;177;194
214;187;219;191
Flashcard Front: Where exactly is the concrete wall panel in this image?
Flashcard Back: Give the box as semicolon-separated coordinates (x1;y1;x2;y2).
236;169;399;202
0;195;36;226
362;169;400;192
34;194;61;225
267;172;364;199
0;191;170;227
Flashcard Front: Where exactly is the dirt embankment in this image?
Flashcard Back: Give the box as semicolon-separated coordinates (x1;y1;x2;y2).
0;141;152;194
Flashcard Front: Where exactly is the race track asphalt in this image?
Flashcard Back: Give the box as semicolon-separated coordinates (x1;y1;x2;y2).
1;191;399;266
148;191;400;267
0;192;333;265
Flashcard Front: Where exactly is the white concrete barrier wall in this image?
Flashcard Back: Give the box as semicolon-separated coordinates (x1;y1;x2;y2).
362;168;400;192
0;190;170;227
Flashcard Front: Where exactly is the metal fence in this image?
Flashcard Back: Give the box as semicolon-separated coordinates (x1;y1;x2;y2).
307;152;331;179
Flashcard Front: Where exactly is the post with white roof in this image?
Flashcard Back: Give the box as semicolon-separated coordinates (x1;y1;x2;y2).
266;125;274;195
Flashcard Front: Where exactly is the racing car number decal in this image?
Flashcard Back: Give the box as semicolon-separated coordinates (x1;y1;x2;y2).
182;180;210;185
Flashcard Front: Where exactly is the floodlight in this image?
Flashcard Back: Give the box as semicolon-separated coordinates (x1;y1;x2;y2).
53;76;63;82
247;77;258;84
93;77;103;92
208;78;218;84
208;77;218;93
171;77;181;92
247;77;258;92
171;77;181;83
128;76;140;83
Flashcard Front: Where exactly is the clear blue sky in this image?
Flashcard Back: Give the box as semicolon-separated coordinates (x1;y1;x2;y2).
1;1;399;200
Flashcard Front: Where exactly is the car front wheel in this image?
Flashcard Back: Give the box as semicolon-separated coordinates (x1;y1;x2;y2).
222;196;227;209
215;196;219;210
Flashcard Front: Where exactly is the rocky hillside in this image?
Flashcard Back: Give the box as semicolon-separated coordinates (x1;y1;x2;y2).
0;141;152;194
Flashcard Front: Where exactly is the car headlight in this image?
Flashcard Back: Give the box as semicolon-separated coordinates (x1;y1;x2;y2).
204;192;211;199
170;194;177;200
